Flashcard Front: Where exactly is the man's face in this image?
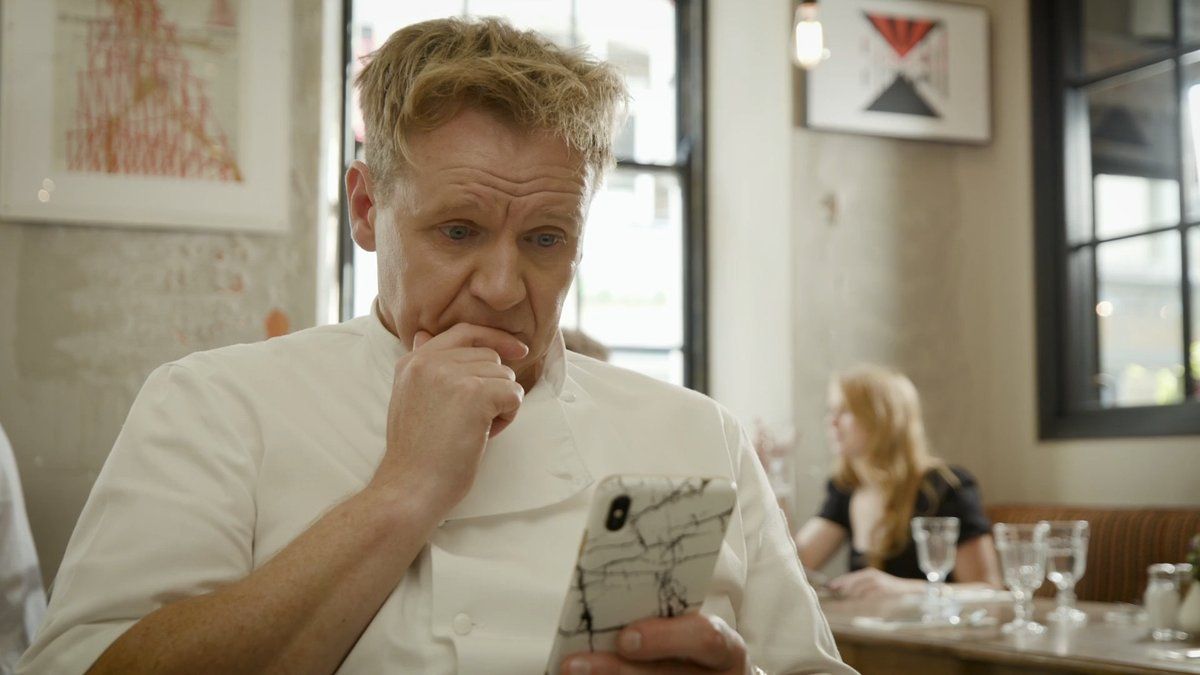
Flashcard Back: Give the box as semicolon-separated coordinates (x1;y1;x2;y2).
350;108;592;390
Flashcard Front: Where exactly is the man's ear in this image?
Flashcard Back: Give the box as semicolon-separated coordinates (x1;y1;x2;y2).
345;160;377;252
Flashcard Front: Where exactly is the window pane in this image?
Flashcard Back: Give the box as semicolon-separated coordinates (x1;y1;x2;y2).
1095;174;1181;238
560;279;580;329
577;0;677;164
1082;0;1173;75
466;0;572;44
1095;232;1184;407
350;1;464;144
1185;0;1200;43
1088;64;1180;239
351;0;677;167
609;348;684;385
577;169;683;351
1064;248;1100;409
352;247;377;318
1190;228;1200;397
1183;52;1200;221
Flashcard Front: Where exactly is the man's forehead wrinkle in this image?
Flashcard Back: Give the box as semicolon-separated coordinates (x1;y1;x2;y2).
436;164;588;197
407;188;478;220
410;182;584;228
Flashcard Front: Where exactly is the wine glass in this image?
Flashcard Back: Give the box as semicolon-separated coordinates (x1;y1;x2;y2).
993;522;1050;635
912;517;959;621
1042;520;1089;624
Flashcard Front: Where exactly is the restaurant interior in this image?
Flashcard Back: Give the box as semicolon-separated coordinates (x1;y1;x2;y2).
1;0;1199;673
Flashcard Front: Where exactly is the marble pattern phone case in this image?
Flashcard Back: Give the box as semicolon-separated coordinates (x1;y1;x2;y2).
545;475;736;674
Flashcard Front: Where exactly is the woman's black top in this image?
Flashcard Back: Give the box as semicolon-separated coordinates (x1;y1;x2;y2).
816;466;991;581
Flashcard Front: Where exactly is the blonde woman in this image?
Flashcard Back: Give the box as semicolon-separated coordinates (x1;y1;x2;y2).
795;366;1002;598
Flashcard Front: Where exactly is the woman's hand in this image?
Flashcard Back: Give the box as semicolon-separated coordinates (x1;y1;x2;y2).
827;567;922;598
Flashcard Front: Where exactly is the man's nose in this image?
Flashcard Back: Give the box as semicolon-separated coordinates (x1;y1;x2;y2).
470;240;527;311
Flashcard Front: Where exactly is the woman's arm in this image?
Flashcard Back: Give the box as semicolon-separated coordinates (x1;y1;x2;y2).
827;535;1003;598
951;534;1003;587
794;517;846;572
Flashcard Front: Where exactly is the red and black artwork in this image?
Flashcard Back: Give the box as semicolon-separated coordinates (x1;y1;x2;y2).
66;0;241;182
861;12;949;118
805;0;988;143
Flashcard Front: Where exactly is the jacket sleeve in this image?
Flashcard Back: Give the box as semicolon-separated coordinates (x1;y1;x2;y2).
18;362;259;675
722;410;859;675
0;425;47;674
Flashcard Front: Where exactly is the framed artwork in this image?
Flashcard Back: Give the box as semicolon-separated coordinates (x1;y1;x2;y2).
0;1;292;233
806;0;990;144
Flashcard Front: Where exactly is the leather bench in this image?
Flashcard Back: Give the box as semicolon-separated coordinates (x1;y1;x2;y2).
985;504;1200;604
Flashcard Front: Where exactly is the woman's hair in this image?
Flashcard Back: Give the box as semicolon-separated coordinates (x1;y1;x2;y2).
830;365;956;568
355;16;628;196
561;328;611;361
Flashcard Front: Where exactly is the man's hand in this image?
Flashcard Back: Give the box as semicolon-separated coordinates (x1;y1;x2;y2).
561;614;752;674
826;567;918;598
367;322;529;515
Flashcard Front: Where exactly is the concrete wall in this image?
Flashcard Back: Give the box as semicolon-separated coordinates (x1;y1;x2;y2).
0;0;328;582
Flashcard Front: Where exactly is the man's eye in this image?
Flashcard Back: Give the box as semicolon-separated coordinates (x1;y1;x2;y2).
530;232;564;248
440;224;473;241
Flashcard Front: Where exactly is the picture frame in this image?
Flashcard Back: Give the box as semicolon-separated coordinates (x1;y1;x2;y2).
0;1;292;233
806;0;990;144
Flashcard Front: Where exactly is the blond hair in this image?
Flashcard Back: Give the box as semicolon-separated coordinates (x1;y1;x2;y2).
561;327;611;361
830;365;957;568
355;16;628;195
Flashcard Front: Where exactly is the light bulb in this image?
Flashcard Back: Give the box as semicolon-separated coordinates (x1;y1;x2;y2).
793;2;826;70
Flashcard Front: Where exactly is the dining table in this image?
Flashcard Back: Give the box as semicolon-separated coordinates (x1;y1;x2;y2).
820;592;1200;674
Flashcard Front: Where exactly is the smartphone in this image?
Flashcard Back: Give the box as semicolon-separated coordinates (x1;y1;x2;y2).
544;475;737;675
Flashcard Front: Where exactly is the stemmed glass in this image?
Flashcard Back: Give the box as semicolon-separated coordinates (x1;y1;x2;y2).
993;522;1050;635
1042;520;1089;624
912;517;959;621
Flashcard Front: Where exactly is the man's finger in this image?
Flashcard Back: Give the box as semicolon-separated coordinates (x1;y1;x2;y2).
463;362;517;381
445;347;504;365
416;323;529;361
484;386;523;439
476;378;523;435
413;330;433;350
616;614;742;669
560;652;699;675
489;411;516;438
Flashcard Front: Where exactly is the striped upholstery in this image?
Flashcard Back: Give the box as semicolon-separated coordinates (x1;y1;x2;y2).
986;504;1200;604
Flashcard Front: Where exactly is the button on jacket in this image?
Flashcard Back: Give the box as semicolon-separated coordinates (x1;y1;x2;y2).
20;312;852;674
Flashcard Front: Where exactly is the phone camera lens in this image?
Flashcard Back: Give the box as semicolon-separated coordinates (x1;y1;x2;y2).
606;495;632;531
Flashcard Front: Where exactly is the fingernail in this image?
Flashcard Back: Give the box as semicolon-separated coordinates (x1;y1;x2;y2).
568;660;591;675
618;629;642;653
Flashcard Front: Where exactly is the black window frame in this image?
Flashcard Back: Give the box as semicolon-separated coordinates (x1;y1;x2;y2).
1032;0;1200;438
335;0;709;393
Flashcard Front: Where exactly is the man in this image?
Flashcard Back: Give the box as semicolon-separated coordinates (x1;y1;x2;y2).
21;17;853;675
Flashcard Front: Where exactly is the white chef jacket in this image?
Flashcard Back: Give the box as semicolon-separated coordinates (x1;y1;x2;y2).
19;311;852;675
0;424;46;675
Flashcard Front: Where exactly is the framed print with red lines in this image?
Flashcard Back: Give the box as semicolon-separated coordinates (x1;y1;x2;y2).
805;0;990;144
0;1;291;233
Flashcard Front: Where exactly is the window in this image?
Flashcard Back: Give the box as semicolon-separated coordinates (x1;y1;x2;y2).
1033;0;1200;436
338;0;707;389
